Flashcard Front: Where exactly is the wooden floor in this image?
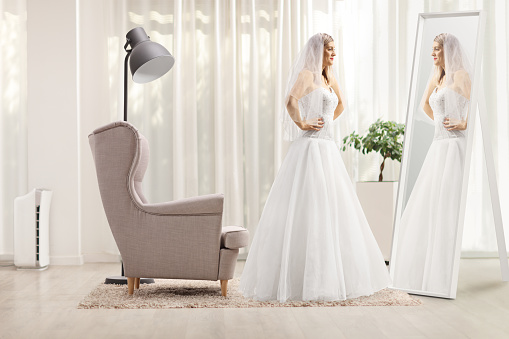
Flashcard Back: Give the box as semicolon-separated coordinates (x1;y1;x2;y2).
0;259;508;339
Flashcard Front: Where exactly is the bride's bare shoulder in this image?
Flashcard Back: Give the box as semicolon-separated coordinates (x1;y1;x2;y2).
454;69;470;84
298;69;313;81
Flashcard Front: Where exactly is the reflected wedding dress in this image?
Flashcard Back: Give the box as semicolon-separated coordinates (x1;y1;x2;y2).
392;87;469;295
239;87;391;302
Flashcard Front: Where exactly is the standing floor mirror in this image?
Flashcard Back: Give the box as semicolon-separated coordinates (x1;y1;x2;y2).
389;11;492;299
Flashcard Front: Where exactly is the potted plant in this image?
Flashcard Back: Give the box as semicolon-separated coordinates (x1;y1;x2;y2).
342;118;405;182
342;119;405;262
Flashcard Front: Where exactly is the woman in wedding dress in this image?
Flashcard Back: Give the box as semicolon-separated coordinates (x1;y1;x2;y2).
239;33;390;302
391;33;472;296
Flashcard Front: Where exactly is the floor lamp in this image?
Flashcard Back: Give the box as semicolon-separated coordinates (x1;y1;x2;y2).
105;27;175;285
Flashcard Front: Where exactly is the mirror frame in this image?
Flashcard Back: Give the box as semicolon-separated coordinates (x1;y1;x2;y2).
389;10;486;299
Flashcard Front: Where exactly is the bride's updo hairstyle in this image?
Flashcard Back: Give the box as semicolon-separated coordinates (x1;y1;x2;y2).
321;33;333;45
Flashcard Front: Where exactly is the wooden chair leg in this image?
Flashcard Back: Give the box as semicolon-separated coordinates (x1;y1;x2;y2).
127;277;135;295
135;278;140;289
220;280;228;297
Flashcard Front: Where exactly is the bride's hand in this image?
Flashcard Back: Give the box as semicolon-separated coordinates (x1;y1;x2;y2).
443;117;467;131
300;117;324;131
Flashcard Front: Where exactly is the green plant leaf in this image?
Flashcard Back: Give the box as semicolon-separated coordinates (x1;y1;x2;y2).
341;118;406;181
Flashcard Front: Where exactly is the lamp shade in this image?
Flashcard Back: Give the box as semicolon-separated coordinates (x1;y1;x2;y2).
126;27;175;84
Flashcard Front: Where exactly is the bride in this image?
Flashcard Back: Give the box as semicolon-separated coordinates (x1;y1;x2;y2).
391;33;471;295
239;33;390;302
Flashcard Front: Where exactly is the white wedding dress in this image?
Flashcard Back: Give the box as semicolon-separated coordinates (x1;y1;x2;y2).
239;87;391;302
392;87;469;295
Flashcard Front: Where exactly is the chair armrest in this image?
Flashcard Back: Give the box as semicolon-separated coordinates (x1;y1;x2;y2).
221;226;249;249
140;193;224;216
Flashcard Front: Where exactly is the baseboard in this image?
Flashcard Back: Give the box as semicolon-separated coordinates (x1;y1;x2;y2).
461;251;509;258
0;254;14;263
234;251;507;260
83;253;121;263
49;255;84;265
19;252;508;265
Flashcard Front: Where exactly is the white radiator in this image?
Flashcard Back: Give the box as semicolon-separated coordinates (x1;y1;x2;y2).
14;189;52;269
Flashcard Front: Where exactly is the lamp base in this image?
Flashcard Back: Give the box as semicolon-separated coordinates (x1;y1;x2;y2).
104;276;155;285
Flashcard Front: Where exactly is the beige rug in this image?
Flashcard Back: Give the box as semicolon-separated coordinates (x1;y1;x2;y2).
77;278;421;309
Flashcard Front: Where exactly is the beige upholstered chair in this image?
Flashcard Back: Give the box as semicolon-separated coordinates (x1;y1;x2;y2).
88;121;248;296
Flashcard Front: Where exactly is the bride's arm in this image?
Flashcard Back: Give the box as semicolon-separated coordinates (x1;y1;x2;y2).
422;80;436;120
286;70;323;131
454;70;471;100
444;70;471;131
329;77;345;120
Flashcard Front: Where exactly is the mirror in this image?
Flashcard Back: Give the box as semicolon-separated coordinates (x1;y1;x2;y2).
389;11;485;299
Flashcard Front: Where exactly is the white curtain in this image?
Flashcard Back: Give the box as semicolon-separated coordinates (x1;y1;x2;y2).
88;0;347;254
0;1;26;260
0;0;503;260
338;0;509;256
80;0;509;257
463;0;509;256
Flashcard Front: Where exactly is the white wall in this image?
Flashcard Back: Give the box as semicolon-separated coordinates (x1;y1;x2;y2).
78;0;121;263
27;0;82;265
25;0;121;265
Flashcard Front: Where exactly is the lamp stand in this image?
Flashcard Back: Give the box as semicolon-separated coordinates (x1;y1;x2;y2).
104;262;154;285
123;48;131;122
103;45;155;286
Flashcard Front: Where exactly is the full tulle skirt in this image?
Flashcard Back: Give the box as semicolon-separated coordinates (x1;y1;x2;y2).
391;137;466;295
239;137;391;302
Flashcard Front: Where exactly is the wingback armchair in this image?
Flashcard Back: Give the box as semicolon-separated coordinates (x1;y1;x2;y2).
88;121;248;296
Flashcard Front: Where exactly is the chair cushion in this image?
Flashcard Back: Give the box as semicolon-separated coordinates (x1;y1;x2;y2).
221;226;249;249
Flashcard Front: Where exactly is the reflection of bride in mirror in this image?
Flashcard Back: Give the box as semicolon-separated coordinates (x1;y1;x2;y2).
392;33;472;295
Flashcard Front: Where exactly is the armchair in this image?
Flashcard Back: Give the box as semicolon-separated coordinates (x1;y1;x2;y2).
88;121;248;296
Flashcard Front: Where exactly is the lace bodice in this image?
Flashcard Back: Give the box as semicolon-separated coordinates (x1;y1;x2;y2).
298;87;338;140
429;87;469;140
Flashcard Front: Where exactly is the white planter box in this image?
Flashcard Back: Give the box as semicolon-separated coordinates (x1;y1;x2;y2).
356;181;398;262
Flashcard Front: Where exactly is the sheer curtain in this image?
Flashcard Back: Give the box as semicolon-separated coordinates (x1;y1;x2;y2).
2;0;507;261
464;0;509;256
1;1;506;261
338;0;509;256
82;0;509;256
0;1;26;260
79;0;508;258
86;0;346;255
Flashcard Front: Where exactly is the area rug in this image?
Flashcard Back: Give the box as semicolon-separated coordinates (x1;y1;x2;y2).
77;278;422;309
